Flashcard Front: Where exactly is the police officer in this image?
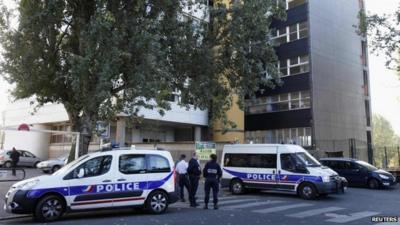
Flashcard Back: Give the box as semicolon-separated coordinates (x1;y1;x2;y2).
175;154;191;202
10;147;20;176
187;152;201;207
203;154;222;210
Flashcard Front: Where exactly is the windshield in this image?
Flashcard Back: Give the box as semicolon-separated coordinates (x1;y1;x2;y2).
356;160;378;171
52;155;90;176
295;152;321;167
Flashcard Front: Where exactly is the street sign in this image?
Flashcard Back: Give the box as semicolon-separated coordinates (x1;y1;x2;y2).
17;123;30;131
195;141;216;161
96;121;110;139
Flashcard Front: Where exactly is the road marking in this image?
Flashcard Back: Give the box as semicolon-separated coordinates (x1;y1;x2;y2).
218;199;257;205
252;203;313;214
325;211;380;223
286;207;345;218
224;200;284;210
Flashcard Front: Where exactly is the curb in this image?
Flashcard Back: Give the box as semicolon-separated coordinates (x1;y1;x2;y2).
0;215;30;221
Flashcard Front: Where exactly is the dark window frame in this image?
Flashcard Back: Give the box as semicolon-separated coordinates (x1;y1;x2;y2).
224;153;277;169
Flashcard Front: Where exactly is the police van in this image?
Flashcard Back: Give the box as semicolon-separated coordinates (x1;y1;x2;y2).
4;149;178;222
221;144;346;200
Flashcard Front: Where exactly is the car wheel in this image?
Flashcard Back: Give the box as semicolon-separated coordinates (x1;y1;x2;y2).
33;161;40;168
4;161;12;168
52;165;61;173
230;179;245;195
34;195;65;222
146;191;168;214
298;183;317;200
368;178;380;189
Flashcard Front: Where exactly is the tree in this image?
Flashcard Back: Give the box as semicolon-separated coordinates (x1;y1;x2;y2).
0;0;284;158
358;3;400;72
372;114;400;167
372;114;399;147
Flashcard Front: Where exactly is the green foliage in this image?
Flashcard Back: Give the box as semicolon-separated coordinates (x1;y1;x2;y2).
0;0;285;155
372;114;400;168
372;114;400;147
358;4;400;71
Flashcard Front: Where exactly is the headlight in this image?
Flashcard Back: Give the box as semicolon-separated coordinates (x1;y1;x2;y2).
38;162;48;167
379;174;390;180
322;176;330;183
15;179;39;190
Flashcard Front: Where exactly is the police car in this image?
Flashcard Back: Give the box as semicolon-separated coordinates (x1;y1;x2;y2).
4;149;178;222
221;144;347;200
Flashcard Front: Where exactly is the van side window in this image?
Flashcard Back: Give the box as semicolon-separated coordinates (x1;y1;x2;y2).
224;154;277;168
67;155;112;179
280;154;296;171
146;155;171;173
119;154;146;174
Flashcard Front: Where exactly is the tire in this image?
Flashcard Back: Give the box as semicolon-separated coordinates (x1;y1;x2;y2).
52;165;61;173
34;195;65;222
368;178;380;189
230;179;245;195
298;183;317;200
4;161;12;168
33;161;40;168
146;191;169;214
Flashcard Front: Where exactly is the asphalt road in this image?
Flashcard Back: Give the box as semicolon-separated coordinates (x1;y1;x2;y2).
0;173;399;225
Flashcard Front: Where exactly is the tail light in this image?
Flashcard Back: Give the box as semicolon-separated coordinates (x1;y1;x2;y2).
0;156;4;161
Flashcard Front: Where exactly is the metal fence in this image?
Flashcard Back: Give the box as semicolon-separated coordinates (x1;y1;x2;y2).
373;146;400;169
315;139;370;162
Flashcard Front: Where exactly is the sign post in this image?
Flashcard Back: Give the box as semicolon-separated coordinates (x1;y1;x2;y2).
195;142;216;161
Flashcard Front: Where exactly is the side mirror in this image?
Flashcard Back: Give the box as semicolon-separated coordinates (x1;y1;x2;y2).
77;168;85;178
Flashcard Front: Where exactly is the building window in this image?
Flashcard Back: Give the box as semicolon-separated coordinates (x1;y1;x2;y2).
271;21;308;46
278;55;309;77
245;90;311;114
50;124;71;144
245;127;312;147
363;71;369;96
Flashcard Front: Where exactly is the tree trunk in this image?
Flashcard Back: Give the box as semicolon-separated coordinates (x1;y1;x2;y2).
67;113;95;162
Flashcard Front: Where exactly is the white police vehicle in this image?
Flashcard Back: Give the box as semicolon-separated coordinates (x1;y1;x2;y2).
4;149;178;222
221;144;346;200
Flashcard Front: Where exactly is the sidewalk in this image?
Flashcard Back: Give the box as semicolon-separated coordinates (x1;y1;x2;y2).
0;168;42;220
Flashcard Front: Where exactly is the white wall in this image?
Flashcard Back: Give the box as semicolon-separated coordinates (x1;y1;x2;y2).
4;98;208;127
4;124;51;159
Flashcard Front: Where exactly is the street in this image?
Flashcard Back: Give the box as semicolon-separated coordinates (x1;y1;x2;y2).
0;169;399;225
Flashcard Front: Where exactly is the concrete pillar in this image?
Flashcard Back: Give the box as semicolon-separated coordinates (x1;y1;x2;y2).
116;117;126;147
194;126;202;142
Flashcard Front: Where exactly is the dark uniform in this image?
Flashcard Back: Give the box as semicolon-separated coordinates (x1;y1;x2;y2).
187;157;201;207
203;157;222;209
10;149;20;176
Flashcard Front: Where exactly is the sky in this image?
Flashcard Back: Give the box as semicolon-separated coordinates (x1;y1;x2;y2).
1;0;400;134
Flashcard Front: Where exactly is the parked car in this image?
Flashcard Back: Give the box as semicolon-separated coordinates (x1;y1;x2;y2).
36;155;68;173
320;158;397;189
0;149;42;168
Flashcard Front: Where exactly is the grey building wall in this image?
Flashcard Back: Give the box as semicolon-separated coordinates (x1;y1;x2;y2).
309;0;369;160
